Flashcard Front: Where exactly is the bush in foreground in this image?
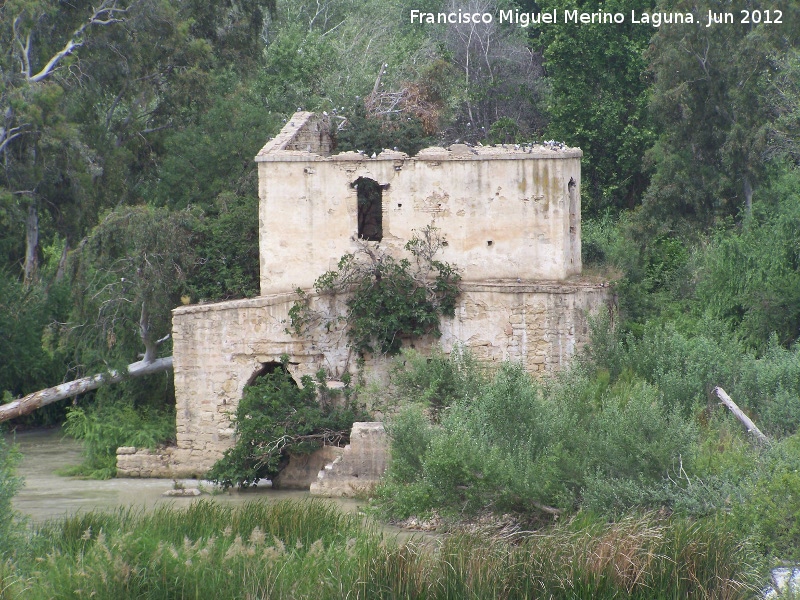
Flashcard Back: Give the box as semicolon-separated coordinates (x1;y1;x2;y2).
378;357;698;520
0;431;22;555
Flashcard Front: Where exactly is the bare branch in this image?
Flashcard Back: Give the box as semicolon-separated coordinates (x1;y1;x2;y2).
712;386;769;444
25;1;128;83
0;128;26;155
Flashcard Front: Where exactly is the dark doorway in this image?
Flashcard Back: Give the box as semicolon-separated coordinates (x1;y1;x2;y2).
245;361;296;387
354;177;384;241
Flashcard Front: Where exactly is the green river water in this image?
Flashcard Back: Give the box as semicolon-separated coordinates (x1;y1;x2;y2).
7;428;365;524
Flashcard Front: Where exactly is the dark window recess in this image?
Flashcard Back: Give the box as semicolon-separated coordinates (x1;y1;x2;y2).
568;177;578;250
353;177;385;241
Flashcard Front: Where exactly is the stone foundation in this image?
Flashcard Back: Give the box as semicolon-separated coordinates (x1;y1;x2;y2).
116;446;174;478
273;446;345;490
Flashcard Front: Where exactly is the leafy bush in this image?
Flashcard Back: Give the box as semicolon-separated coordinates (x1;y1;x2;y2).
62;379;176;479
733;434;800;561
585;317;800;437
378;358;699;519
207;363;369;489
696;173;800;351
290;227;461;356
388;348;486;420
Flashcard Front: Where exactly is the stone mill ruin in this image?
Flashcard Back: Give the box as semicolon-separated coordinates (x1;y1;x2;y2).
117;112;608;493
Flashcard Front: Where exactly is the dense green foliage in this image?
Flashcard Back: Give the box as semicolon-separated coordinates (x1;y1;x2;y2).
379;355;697;519
537;0;655;212
0;500;759;599
643;0;799;228
0;271;70;402
291;227;461;356
207;364;368;489
0;432;23;554
61;378;177;479
378;339;800;560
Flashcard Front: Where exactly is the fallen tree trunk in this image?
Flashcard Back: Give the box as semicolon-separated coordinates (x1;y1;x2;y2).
0;357;173;423
712;386;768;444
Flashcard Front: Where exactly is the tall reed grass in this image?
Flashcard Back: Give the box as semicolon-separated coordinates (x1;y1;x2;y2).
0;501;758;599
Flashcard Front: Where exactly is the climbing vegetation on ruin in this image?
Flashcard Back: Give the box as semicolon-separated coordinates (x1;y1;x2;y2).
289;225;461;356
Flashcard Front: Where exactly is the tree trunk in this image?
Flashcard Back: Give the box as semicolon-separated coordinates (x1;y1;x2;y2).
54;239;69;282
712;386;768;444
23;202;39;285
0;357;173;423
743;176;753;217
139;301;158;363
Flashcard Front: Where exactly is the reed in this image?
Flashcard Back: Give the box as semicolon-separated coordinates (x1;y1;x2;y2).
0;501;759;599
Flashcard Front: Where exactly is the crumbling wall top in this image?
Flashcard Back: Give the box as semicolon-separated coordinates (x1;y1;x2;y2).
255;112;582;162
256;111;333;158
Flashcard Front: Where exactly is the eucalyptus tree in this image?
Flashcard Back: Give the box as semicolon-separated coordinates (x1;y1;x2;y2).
69;205;198;370
0;0;277;285
0;0;130;284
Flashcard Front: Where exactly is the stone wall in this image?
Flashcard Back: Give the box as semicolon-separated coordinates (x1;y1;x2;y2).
257;111;333;155
310;422;387;497
256;142;583;295
116;281;605;478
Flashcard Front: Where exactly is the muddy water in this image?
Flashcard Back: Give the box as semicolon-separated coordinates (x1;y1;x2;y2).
7;429;364;525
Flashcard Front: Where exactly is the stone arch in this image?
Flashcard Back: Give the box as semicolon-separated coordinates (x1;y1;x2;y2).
245;361;298;388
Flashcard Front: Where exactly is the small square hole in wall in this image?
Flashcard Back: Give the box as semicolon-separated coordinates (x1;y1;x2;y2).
397;203;402;208
487;240;493;247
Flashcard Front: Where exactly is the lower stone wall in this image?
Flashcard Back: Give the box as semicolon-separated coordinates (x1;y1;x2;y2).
310;422;387;497
117;280;607;481
273;446;344;489
116;446;174;478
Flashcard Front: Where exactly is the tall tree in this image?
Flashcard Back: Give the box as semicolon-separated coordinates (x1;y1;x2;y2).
0;0;129;283
68;206;198;372
535;0;656;214
643;0;800;228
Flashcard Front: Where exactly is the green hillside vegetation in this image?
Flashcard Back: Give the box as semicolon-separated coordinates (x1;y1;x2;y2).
1;0;800;591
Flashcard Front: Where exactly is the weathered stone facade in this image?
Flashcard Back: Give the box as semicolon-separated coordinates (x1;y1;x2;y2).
116;111;608;482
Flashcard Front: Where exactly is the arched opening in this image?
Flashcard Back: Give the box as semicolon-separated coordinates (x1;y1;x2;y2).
245;361;297;388
353;177;384;241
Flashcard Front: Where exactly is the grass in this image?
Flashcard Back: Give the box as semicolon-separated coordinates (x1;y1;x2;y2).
0;500;760;599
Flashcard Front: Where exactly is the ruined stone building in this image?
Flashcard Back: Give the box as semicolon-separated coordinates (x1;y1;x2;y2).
117;111;607;480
